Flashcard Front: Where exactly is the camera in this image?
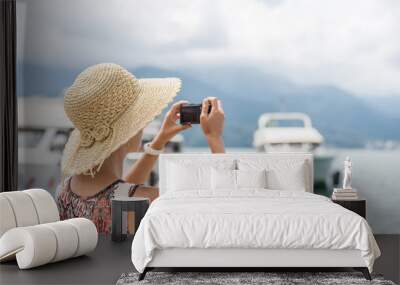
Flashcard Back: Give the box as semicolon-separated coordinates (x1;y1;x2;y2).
180;103;211;125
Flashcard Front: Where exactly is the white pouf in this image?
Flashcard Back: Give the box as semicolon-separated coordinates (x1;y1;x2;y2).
42;221;79;262
0;219;98;269
0;226;57;269
0;190;98;269
0;191;39;227
24;189;60;224
0;196;17;237
64;218;98;257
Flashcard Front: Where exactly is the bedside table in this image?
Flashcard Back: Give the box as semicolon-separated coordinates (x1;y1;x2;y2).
332;199;366;218
111;197;150;242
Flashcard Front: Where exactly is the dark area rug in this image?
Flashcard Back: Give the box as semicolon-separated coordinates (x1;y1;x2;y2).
117;272;396;285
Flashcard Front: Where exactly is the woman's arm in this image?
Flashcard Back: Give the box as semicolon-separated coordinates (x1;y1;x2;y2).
123;101;191;184
206;136;225;153
200;97;226;153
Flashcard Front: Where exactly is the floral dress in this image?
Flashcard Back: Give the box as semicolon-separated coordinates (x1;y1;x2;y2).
57;178;138;233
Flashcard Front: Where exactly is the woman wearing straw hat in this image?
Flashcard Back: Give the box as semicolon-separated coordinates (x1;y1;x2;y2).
57;63;225;233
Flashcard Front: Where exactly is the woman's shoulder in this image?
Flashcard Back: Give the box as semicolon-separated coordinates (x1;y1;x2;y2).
56;177;138;202
56;178;72;201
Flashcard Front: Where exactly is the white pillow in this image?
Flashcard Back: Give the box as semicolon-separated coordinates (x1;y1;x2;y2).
236;169;267;189
211;168;237;191
267;162;306;191
166;159;236;193
167;162;211;191
211;169;267;191
238;158;308;191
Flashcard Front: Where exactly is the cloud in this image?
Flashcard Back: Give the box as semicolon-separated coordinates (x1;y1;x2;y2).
17;0;400;96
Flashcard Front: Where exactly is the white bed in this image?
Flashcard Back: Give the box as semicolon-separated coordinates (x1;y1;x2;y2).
131;153;380;280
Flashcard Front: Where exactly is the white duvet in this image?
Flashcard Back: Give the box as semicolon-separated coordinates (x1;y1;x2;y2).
131;190;380;273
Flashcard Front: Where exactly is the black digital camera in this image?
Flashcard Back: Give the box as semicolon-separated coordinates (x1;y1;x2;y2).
180;103;211;125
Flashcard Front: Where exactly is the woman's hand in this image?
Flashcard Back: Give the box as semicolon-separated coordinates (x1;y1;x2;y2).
151;101;191;150
133;186;159;202
200;97;225;153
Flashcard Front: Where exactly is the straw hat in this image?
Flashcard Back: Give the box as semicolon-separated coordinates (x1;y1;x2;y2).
61;63;181;177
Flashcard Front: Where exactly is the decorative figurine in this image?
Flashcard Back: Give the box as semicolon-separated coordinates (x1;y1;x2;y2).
342;156;353;190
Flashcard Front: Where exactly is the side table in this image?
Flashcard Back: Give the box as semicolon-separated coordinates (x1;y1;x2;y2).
111;197;149;241
332;198;366;218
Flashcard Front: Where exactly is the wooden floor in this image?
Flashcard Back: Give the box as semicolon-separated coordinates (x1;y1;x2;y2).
0;234;398;284
373;234;400;284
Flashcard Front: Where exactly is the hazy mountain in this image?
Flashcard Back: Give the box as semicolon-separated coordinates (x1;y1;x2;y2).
363;96;400;119
18;63;400;147
17;63;79;97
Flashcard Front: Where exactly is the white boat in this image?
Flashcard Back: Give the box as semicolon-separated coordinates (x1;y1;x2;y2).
18;97;73;193
253;112;334;185
18;96;183;192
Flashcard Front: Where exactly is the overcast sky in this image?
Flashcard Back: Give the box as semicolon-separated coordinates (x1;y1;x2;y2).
17;0;400;97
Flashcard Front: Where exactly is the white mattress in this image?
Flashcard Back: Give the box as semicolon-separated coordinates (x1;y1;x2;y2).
131;190;380;273
148;248;365;267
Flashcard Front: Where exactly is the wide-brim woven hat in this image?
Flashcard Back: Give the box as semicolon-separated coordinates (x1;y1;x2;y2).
61;63;181;177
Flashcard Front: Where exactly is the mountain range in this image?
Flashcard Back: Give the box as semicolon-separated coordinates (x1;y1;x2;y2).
19;63;400;148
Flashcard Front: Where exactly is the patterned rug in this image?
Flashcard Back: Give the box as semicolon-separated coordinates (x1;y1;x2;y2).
117;271;396;285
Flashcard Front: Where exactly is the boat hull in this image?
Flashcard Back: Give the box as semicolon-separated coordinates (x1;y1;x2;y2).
314;154;334;183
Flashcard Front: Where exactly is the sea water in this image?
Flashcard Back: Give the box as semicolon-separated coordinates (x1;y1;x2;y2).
330;149;400;234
